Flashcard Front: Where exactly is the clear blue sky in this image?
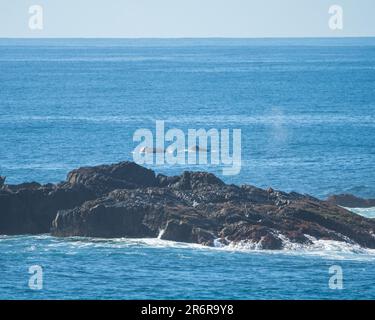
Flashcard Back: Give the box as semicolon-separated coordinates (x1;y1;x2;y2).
1;0;374;38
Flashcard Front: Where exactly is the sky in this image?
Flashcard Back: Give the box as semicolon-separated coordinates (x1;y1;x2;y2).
0;0;374;38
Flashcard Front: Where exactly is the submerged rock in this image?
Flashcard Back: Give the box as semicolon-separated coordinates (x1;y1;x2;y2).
1;161;375;250
326;194;375;208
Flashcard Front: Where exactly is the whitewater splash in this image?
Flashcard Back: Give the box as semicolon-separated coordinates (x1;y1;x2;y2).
345;207;375;219
2;234;375;261
217;235;375;260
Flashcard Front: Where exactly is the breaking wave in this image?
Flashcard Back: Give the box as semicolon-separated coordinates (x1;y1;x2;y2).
345;207;375;219
2;234;375;261
220;236;375;261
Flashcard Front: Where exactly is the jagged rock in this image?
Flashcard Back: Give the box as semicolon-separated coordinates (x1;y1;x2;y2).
326;194;375;208
156;174;180;188
1;161;375;250
0;183;96;234
66;161;158;195
5;182;41;192
51;163;375;249
0;161;157;234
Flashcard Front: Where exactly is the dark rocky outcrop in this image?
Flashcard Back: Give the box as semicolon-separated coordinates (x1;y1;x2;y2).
1;161;375;250
0;184;94;234
66;161;158;195
0;161;157;234
50;182;375;249
326;194;375;208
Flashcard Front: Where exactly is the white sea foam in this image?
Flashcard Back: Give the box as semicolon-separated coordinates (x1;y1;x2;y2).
216;234;375;261
2;234;375;261
80;235;375;260
157;229;165;239
344;207;375;218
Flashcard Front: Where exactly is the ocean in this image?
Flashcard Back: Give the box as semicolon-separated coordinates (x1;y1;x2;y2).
0;38;375;299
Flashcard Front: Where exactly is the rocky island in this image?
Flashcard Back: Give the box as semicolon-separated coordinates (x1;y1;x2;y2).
1;161;375;250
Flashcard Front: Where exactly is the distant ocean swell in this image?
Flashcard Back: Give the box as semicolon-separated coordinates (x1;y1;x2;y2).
1;114;374;125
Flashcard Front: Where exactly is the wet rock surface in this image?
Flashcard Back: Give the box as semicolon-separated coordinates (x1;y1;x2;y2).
1;161;375;249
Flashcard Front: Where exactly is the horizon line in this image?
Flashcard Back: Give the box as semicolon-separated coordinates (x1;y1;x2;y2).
1;35;375;40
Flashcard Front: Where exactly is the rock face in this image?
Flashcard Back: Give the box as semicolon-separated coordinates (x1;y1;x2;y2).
1;161;375;250
0;162;157;234
326;194;375;208
0;184;95;234
66;161;157;195
51;179;375;249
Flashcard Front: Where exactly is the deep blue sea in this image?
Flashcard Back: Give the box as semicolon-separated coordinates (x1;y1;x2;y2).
0;38;375;299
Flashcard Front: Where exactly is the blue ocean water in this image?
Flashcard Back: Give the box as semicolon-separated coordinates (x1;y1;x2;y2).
1;235;375;300
1;38;375;299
